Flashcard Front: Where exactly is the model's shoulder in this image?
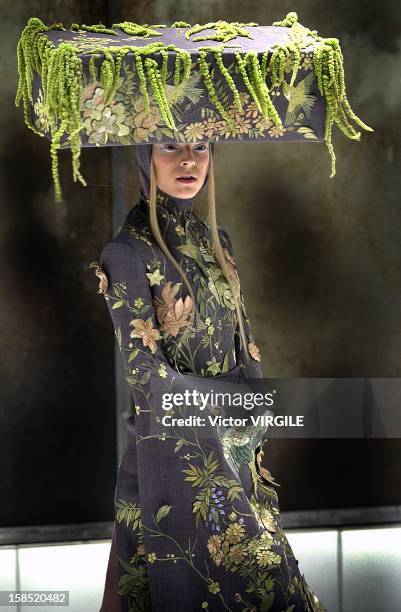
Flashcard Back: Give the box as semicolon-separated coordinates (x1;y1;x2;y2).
120;218;155;249
101;213;155;262
100;235;148;267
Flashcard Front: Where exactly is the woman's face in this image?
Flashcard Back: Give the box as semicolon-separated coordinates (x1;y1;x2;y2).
152;142;210;199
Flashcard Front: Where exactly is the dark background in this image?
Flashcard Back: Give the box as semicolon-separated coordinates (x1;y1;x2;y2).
1;1;400;529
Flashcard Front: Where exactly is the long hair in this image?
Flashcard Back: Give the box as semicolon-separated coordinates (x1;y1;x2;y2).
148;146;250;368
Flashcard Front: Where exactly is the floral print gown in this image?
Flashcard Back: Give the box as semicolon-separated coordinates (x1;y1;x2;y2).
96;193;327;612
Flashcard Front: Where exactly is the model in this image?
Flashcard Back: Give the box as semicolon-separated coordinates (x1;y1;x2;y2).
95;142;327;611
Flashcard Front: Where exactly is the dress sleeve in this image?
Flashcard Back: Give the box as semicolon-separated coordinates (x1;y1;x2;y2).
219;229;280;485
220;227;265;379
98;238;260;432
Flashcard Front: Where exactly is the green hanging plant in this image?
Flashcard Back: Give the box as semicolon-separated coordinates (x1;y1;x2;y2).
76;23;117;35
185;20;258;43
171;21;191;28
272;11;373;176
111;22;162;37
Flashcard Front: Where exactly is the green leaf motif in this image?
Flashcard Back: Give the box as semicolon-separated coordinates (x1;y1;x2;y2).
174;438;186;452
226;485;243;502
128;349;139;362
296;126;318;139
221;351;230;373
156;504;171;523
140;370;151;385
112;300;124;309
115;499;142;531
260;591;275;611
177;244;201;261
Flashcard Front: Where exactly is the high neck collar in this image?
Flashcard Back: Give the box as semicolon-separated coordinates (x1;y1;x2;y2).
142;193;196;217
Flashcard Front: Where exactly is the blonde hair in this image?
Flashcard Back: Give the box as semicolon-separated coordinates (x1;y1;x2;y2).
149;146;250;368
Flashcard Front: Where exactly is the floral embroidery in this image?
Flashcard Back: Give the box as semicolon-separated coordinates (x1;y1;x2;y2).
249;494;278;533
33;88;50;132
153;281;193;337
129;317;161;354
158;363;168;378
255;440;281;487
89;261;108;294
248;341;261;362
145;268;164;286
82;90;130;145
126;96;160;142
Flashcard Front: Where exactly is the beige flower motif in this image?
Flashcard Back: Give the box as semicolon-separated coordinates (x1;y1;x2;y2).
247;539;260;555
146;268;165;286
130;317;161;354
184;121;205;141
256;549;281;567
284;56;295;74
226;106;252;135
127;96;160;142
202;116;220;138
83;101;130;145
208;581;221;594
153;281;193;337
302;54;314;70
269;126;285;138
206;356;221;376
82;84;106;117
250;496;278;532
255;115;273;131
207;534;222;555
245;101;260;120
212;550;224;566
225;522;245;544
89;261;108;294
33;88;50;133
248;341;261;362
158;363;168;378
260;509;277;532
228;543;246;565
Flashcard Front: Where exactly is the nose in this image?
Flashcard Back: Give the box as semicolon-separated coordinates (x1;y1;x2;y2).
180;146;196;166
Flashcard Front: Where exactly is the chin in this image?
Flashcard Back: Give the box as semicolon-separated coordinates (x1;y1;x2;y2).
172;184;200;198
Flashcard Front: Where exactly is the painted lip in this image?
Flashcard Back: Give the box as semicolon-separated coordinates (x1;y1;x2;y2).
176;176;197;183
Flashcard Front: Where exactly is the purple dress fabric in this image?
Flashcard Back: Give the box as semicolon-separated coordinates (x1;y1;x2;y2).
99;144;327;611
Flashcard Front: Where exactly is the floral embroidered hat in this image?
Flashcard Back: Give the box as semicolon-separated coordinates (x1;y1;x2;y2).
16;11;373;202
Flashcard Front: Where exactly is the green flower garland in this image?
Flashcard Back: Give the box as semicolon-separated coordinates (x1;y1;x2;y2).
111;22;162;38
15;13;373;202
185;20;258;43
72;23;117;35
171;21;191;28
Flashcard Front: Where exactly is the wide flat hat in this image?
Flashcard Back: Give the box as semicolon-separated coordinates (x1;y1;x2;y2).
15;12;373;202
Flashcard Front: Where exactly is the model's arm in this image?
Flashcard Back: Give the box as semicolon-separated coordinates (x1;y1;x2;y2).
99;238;259;427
